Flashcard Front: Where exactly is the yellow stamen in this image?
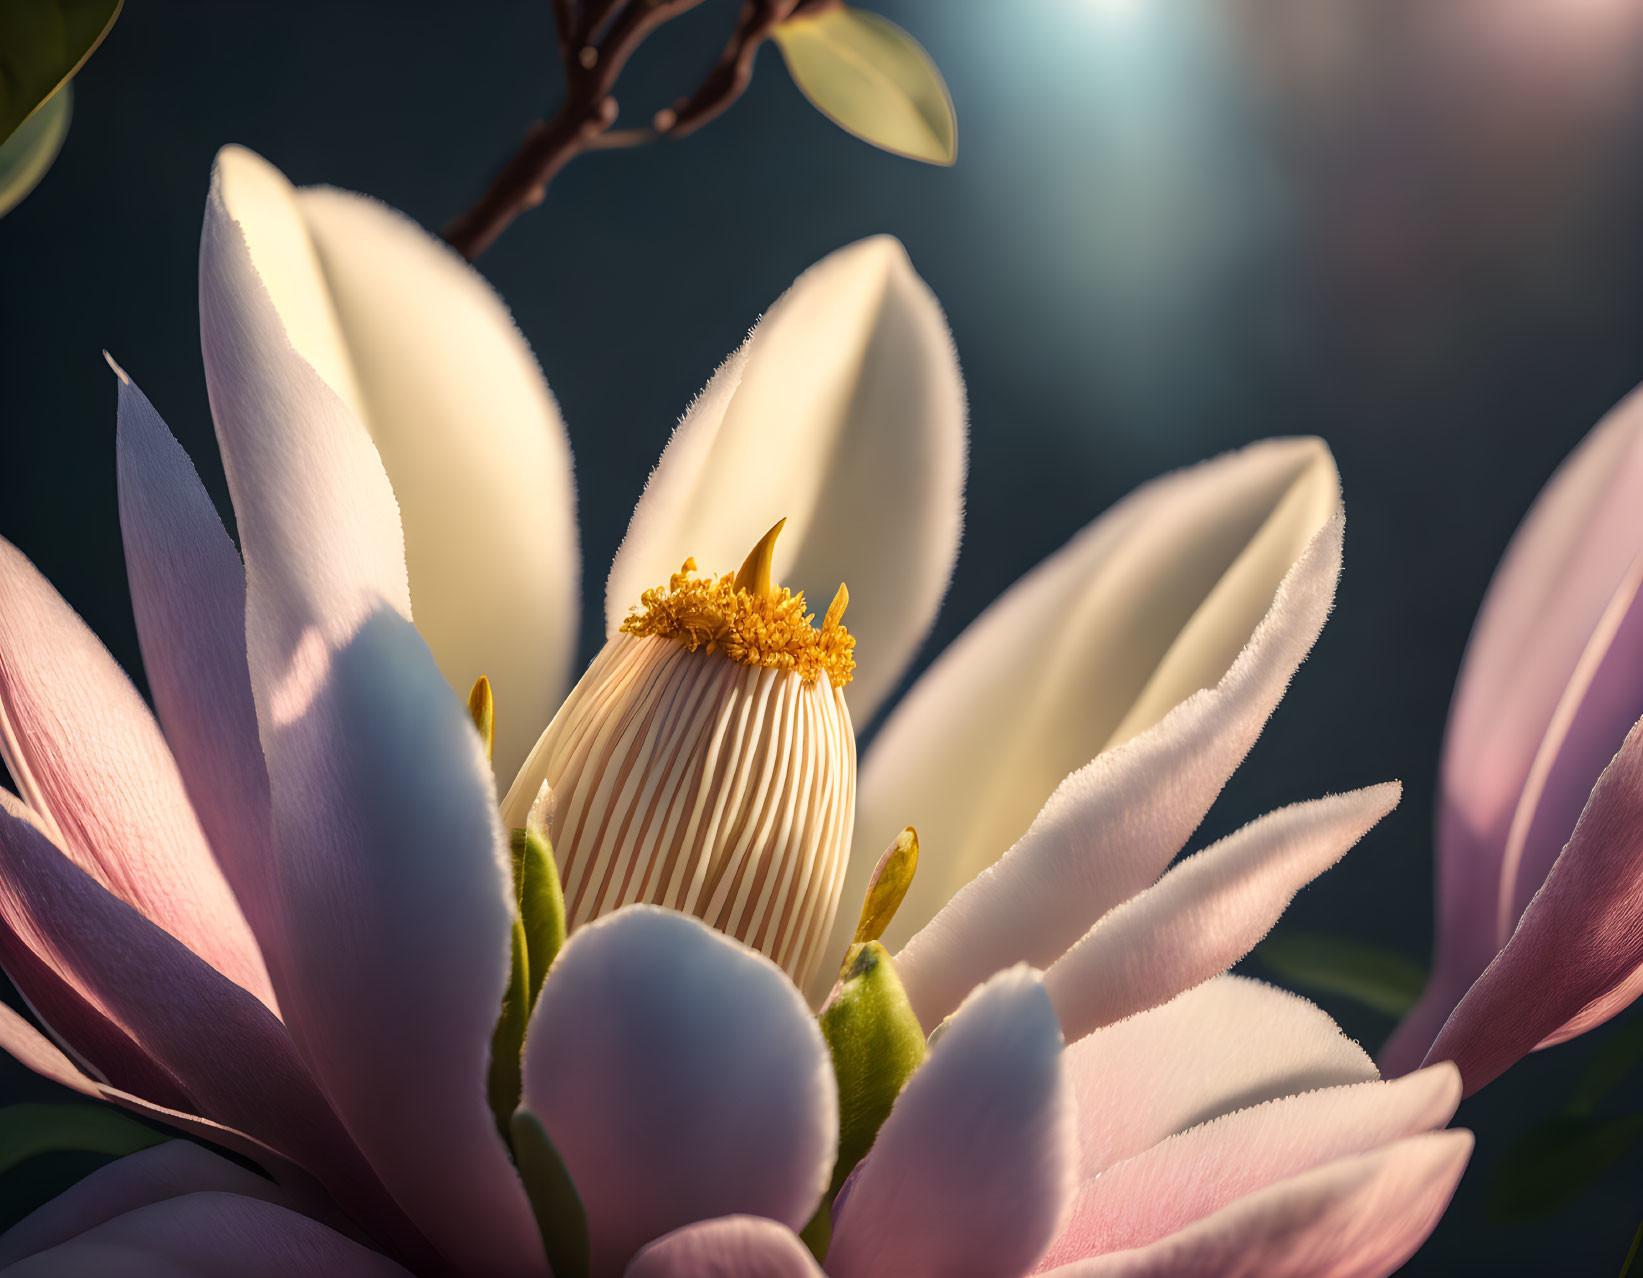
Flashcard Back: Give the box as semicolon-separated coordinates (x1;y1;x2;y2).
468;676;495;761
620;520;856;687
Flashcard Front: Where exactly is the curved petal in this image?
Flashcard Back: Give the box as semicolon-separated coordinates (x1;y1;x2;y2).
1039;1065;1460;1268
0;800;431;1268
840;439;1342;1001
825;966;1074;1278
1066;976;1378;1179
0;1142;294;1267
113;367;284;984
604;235;967;722
0;537;272;1009
1423;717;1643;1094
886;505;1345;1024
207;145;578;778
0;1193;417;1278
203;151;542;1275
1045;785;1399;1041
1039;1130;1470;1278
624;1217;825;1278
522;906;836;1278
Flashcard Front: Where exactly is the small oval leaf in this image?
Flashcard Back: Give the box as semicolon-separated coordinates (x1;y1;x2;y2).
773;5;956;165
0;82;71;218
0;0;122;145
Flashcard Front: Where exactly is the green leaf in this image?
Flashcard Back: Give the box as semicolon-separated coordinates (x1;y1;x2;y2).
1487;1112;1643;1222
0;1102;163;1174
1254;931;1426;1018
0;79;69;217
773;5;956;165
0;0;122;146
511;1109;590;1278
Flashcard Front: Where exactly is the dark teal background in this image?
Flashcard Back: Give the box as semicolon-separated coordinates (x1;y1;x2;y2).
2;1;1643;1270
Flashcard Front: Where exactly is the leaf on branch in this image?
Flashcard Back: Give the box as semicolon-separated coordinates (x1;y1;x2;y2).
0;0;122;145
0;1101;163;1175
772;6;956;165
1254;930;1426;1018
0;80;71;218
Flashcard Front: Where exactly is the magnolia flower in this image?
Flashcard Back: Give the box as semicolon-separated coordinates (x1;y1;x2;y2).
0;147;1470;1277
1383;383;1643;1091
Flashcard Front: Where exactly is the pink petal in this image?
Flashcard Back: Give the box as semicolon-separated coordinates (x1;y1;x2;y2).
0;1193;417;1277
112;366;285;986
0;1141;294;1266
892;513;1344;1028
1424;717;1643;1093
624;1217;825;1278
202;153;543;1274
1045;786;1399;1041
1039;1130;1471;1278
1038;1064;1460;1267
1066;975;1377;1179
1400;383;1643;1073
0;801;430;1269
522;907;835;1278
825;966;1074;1278
0;537;272;1009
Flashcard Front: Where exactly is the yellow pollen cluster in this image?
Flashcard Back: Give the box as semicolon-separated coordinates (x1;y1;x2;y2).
621;557;856;687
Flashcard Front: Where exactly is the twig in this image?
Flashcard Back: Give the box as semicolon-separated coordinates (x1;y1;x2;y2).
444;0;829;260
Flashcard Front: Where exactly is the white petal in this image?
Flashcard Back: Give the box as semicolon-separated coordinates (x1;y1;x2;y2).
884;500;1344;1023
1065;975;1378;1179
840;440;1340;999
208;145;578;777
604;236;966;721
1044;785;1399;1041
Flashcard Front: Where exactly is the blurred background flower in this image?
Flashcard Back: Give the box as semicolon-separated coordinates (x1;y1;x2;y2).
3;0;1643;1272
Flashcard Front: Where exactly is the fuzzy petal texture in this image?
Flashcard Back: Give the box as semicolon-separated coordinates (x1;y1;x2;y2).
206;144;577;778
825;966;1074;1278
1039;1064;1461;1269
0;1193;417;1277
840;440;1341;1003
624;1217;826;1278
1040;1130;1471;1278
202;159;541;1275
1066;976;1378;1179
605;235;966;722
523;906;837;1278
0;537;272;1010
0;1142;294;1267
113;367;284;984
1423;717;1643;1093
888;500;1345;1025
1389;384;1643;1074
1046;785;1399;1041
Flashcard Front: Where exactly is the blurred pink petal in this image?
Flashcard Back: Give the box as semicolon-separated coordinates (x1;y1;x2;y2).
1039;1065;1460;1267
0;1141;295;1266
112;367;286;986
826;966;1074;1278
1424;718;1643;1093
0;1192;416;1277
624;1216;825;1278
202;149;543;1274
1389;383;1643;1074
893;513;1344;1029
1046;786;1399;1041
0;537;272;1009
1038;1130;1471;1278
522;906;835;1278
1067;976;1378;1178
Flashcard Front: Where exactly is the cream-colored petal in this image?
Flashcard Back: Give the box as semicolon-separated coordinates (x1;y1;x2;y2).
833;439;1340;995
210;145;578;778
604;236;966;722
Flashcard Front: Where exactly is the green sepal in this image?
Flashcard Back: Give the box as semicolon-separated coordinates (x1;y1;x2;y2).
487;915;531;1140
0;1101;163;1174
818;941;926;1198
511;1108;591;1278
